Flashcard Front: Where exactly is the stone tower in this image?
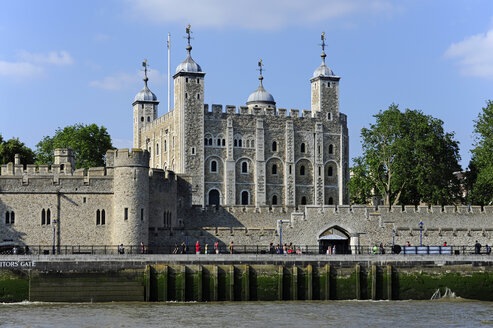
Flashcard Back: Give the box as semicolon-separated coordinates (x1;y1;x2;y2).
133;61;159;149
109;149;150;246
310;33;340;119
173;26;206;206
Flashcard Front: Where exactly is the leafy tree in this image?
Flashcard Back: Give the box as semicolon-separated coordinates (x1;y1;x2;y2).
349;104;462;206
0;134;35;165
35;123;114;169
466;100;493;205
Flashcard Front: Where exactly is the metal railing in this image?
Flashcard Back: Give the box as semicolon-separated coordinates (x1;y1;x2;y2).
0;244;491;256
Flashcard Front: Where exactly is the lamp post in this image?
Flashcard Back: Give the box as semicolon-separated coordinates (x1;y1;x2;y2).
419;221;424;247
277;219;290;253
52;219;57;255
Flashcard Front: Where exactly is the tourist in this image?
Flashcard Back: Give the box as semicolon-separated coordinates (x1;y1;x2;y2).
475;241;481;254
181;242;187;254
118;244;125;254
296;247;302;255
372;245;377;254
196;240;200;255
486;245;491;255
13;246;18;255
229;241;234;254
332;245;336;255
269;242;275;254
172;243;179;254
140;241;144;254
406;241;411;247
283;244;287;255
214;241;219;254
205;244;208;255
443;241;447;247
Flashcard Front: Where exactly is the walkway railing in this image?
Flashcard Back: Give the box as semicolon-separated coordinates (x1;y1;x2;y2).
0;244;490;256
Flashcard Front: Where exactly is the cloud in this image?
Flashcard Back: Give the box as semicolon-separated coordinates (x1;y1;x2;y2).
126;0;395;30
0;61;44;79
18;50;74;66
90;69;165;91
0;50;74;81
444;26;493;79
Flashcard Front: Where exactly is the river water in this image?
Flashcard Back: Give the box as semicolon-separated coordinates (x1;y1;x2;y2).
0;300;491;327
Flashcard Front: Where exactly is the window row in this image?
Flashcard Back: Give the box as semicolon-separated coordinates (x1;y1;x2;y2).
185;77;200;84
41;209;51;225
299;143;334;154
209;161;335;177
184;92;200;100
164;211;172;227
5;211;15;225
205;138;226;147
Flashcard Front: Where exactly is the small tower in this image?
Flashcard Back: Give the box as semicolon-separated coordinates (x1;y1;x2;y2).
246;59;276;110
173;25;206;206
133;60;159;149
311;32;340;119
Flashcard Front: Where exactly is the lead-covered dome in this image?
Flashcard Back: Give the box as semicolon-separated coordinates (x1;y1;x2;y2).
134;83;157;102
313;63;334;78
176;43;202;74
247;84;275;105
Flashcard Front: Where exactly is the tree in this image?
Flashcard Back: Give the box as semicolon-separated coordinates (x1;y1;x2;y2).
348;104;462;206
467;100;493;205
0;134;35;165
35;123;114;169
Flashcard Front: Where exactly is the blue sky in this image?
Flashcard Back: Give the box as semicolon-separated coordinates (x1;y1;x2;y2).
1;0;492;168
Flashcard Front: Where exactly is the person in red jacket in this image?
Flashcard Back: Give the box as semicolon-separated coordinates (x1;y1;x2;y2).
195;240;200;255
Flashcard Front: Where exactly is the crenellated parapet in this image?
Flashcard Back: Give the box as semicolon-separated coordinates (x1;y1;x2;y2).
107;148;149;168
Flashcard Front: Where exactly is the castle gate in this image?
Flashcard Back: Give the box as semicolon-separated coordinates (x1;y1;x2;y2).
318;226;350;254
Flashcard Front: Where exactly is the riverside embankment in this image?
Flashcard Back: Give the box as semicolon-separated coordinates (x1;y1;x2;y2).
0;254;492;302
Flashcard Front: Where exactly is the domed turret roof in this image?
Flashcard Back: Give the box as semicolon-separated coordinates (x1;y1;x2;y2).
246;59;275;107
176;53;202;74
134;83;157;102
313;63;334;78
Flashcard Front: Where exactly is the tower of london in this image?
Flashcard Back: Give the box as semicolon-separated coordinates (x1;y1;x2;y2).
134;30;349;209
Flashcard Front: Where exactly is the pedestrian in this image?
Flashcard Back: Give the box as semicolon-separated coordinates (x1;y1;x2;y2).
214;241;219;254
406;241;411;247
140;241;144;254
486;245;491;255
181;242;187;254
172;243;179;254
475;240;481;254
269;242;275;254
332;245;336;255
205;244;208;255
372;245;377;254
443;241;447;247
229;241;234;254
196;240;200;255
379;243;385;255
118;244;125;254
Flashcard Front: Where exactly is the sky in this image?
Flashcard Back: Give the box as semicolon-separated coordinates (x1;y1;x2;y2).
1;0;492;168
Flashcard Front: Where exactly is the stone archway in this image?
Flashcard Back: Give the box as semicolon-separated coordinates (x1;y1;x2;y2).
318;226;350;254
208;189;220;207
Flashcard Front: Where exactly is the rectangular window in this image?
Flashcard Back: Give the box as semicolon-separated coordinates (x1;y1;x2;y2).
124;208;128;220
141;208;144;221
289;165;292;174
191;147;196;155
83;197;87;203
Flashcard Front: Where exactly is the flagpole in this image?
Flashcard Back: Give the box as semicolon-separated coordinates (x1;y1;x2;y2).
167;33;171;113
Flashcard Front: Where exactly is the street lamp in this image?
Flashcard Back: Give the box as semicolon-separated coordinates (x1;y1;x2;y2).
419;221;424;247
277;219;290;253
392;228;396;250
52;219;57;255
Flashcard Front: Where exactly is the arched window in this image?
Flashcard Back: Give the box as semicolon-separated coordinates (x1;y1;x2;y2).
328;197;334;205
208;138;212;145
217;139;221;146
5;211;9;224
156;144;159;155
222;139;226;146
241;191;249;205
301;196;307;205
204;138;208;145
147;116;150;122
10;212;14;224
272;195;278;205
272;141;277;152
329;144;333;154
239;139;242;147
96;210;101;225
197;93;200;100
101;210;106;225
211;160;217;173
241;161;248;173
328;166;333;176
301;143;306;153
272;164;277;175
327;113;332;120
41;209;45;225
46;209;51;225
300;165;305;176
141;116;144;122
164;140;167;152
234;139;238;147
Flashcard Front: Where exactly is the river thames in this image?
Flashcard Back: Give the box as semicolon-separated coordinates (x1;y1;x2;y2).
0;300;491;327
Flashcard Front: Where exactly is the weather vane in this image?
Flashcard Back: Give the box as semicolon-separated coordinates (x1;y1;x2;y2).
320;32;326;53
185;24;193;45
141;59;149;85
257;58;264;77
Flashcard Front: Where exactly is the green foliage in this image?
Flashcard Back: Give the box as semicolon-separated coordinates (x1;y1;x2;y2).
35;123;113;169
349;104;462;206
0;134;35;165
467;100;493;205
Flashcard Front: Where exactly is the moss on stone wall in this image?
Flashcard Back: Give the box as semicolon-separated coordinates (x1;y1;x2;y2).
0;270;28;302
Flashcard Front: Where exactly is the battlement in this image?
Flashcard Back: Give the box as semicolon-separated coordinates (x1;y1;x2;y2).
108;148;149;168
303;204;493;215
203;104;339;120
142;110;175;133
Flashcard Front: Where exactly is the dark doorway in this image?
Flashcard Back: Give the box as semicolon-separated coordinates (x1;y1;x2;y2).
208;190;220;206
241;191;249;205
318;227;350;254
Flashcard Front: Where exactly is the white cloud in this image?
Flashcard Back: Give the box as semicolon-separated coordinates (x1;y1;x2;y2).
90;69;165;91
126;0;395;30
444;26;493;80
0;50;74;81
0;61;44;79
